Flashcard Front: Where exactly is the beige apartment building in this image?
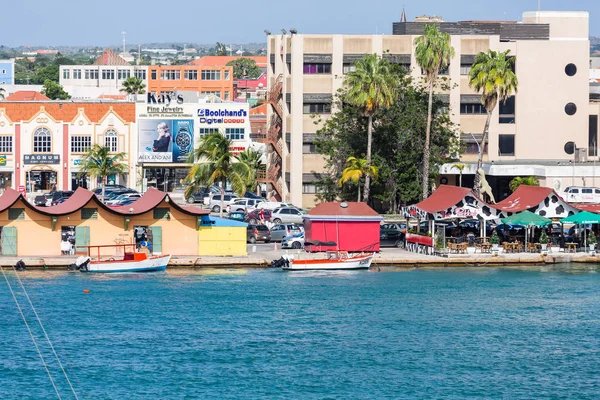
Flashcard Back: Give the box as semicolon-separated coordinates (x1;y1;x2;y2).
266;11;600;207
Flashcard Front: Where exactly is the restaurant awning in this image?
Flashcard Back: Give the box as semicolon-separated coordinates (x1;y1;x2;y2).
560;211;600;225
501;210;551;227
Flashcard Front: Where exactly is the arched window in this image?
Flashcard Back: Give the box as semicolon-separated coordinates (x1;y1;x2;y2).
104;129;118;152
33;127;51;153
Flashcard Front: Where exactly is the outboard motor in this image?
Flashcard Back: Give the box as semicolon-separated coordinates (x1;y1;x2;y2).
270;255;292;269
15;260;26;271
67;256;91;272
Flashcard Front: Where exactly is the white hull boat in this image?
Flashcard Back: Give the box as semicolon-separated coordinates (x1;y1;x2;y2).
71;244;171;273
274;251;373;271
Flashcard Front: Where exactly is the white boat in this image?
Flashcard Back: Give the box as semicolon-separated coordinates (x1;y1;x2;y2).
71;244;170;273
274;251;373;271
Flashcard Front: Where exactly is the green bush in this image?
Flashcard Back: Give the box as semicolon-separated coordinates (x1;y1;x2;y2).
490;230;500;245
539;230;548;244
589;232;597;245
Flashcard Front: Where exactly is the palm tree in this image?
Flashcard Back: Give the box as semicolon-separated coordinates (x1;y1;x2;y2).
0;87;5;100
414;24;455;200
451;163;468;187
216;42;227;56
338;157;379;202
509;176;539;192
469;50;518;196
237;148;264;195
345;54;398;204
121;77;146;96
184;132;251;217
77;144;128;202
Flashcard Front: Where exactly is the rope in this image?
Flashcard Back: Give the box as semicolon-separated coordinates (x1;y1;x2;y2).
1;266;63;400
11;266;81;400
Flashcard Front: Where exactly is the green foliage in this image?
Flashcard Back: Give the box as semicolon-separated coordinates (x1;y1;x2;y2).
0;87;5;100
77;145;128;201
314;65;460;213
509;176;540;192
226;58;261;79
588;232;597;245
539;230;548;244
338;156;379;202
237;147;264;194
41;80;71;100
215;42;227;56
490;230;500;245
121;77;146;94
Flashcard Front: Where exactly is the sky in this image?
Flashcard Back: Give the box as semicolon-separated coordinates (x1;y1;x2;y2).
1;0;598;47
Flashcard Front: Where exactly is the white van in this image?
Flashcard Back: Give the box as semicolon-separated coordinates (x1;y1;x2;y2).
563;186;600;203
256;201;294;210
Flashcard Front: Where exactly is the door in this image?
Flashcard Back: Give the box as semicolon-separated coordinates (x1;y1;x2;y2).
1;226;17;256
150;226;162;255
75;226;90;255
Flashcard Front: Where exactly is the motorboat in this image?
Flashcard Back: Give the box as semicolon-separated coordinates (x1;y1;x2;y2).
69;244;170;273
272;248;373;271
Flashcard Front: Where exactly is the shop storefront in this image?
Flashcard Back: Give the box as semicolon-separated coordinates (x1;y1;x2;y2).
143;167;189;192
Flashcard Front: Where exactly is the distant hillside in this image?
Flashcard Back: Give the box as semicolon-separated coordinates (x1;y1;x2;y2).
592;36;600;55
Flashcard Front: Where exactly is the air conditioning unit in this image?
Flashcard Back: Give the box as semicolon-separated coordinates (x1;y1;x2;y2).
575;147;588;162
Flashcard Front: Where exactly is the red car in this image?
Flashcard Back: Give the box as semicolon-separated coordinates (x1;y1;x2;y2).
246;209;272;224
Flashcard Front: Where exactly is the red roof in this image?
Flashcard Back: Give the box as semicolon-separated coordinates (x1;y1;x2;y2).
570;203;600;213
492;185;556;212
110;187;209;216
92;48;130;66
413;185;477;213
0;188;22;212
236;73;267;90
188;56;267;68
305;202;382;220
5;91;50;101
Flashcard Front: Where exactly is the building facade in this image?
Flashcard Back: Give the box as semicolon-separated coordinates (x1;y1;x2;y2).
267;11;599;207
0;58;15;85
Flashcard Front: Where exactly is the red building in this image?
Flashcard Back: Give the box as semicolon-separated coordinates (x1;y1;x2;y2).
303;202;382;252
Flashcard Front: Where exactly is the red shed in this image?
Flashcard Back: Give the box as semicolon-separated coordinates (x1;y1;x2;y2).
303;202;383;252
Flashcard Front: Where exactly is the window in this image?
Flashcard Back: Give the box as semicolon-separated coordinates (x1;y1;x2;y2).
422;65;449;75
565;63;577;76
104;129;118;152
153;208;170;220
33;127;51;153
9;208;25;220
184;70;197;80
202;91;221;97
71;136;91;153
224;91;230;100
81;208;98;220
465;143;487;154
460;64;472;75
498;134;515;156
570;189;579;194
499;96;516;124
342;63;356;74
1;69;5;74
270;62;275;73
102;69;115;80
62;69;70;79
73;69;82;79
118;69;130;79
303;103;331;114
460;103;487;114
590;115;598;157
225;128;245;140
224;70;230;80
85;69;98;79
303;63;331;74
303;184;318;194
303;143;317;154
134;69;146;80
199;128;219;137
0;136;12;153
583;188;593;194
151;70;157;80
160;69;181;80
201;70;221;80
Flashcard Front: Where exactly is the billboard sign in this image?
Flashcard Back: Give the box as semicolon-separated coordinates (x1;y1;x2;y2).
197;104;248;125
24;154;60;165
137;119;194;163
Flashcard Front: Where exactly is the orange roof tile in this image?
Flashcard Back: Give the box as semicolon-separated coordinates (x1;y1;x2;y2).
98;94;128;100
188;56;267;68
5;91;50;101
0;102;136;123
92;48;130;66
249;104;267;115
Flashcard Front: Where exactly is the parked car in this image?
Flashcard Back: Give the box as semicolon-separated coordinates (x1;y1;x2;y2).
34;192;54;207
247;224;271;244
243;191;266;201
207;193;239;213
270;224;303;242
256;201;294;210
186;186;220;204
380;223;406;247
281;232;305;249
105;193;141;205
49;191;74;206
93;185;128;195
271;207;305;224
226;198;263;213
227;211;246;222
246;209;272;224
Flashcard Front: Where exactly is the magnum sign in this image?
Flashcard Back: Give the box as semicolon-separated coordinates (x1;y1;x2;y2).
23;154;60;165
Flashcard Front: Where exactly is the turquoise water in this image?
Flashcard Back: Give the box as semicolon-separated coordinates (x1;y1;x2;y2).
1;266;599;399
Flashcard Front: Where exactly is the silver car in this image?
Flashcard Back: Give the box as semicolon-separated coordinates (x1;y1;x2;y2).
270;224;303;242
270;207;304;224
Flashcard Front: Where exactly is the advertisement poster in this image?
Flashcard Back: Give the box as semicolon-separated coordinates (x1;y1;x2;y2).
138;119;194;163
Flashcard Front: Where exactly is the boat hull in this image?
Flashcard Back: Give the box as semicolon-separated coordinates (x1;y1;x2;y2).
282;254;373;271
85;255;171;273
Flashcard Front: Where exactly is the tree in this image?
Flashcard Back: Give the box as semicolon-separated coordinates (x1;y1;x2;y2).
345;54;399;204
451;163;468;187
226;58;262;79
414;23;455;200
338;157;379;202
121;77;146;95
184;132;251;217
237;148;264;195
509;176;539;192
0;87;5;100
469;50;518;196
77;145;128;202
215;42;227;56
41;79;71;100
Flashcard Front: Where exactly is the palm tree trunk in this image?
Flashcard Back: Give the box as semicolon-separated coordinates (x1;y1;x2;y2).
363;115;373;204
357;184;361;202
473;111;492;196
421;84;434;200
459;172;462;187
101;176;106;203
220;179;225;218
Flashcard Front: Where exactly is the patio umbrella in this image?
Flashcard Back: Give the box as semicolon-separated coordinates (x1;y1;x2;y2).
501;211;552;250
560;211;600;248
